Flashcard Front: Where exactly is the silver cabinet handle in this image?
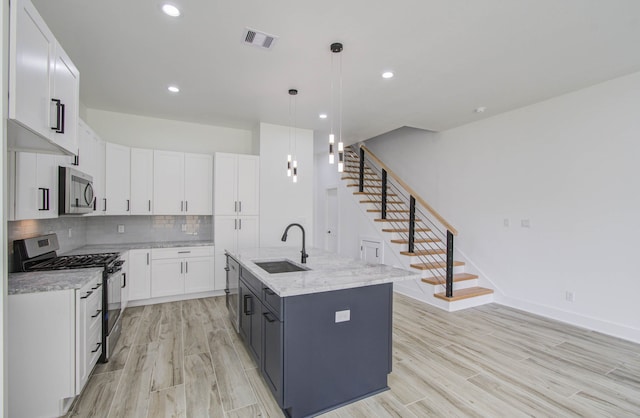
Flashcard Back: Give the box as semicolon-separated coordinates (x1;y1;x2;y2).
146;252;150;265
178;250;191;254
239;218;242;229
181;201;184;212
234;219;237;230
148;200;151;212
239;201;242;212
185;201;188;212
180;261;183;274
185;261;188;274
234;201;238;212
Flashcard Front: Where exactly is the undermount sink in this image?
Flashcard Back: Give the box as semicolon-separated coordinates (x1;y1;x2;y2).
254;260;310;274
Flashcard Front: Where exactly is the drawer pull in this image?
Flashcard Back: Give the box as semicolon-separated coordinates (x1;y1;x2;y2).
91;283;102;290
265;288;276;296
80;290;93;299
263;312;276;323
91;342;102;353
91;309;102;318
178;251;191;254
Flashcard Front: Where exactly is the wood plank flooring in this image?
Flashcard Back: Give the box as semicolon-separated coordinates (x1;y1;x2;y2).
66;294;640;417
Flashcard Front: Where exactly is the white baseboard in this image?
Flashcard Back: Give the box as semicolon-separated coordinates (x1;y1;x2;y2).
495;294;640;344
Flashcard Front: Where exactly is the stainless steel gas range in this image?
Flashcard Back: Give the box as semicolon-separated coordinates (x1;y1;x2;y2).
13;234;126;362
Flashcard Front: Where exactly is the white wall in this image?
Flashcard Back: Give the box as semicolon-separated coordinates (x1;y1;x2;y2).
85;108;254;154
312;144;339;250
258;123;314;248
360;72;640;342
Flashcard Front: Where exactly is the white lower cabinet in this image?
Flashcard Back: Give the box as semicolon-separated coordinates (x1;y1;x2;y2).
9;274;102;417
150;246;214;298
128;249;152;301
213;215;259;290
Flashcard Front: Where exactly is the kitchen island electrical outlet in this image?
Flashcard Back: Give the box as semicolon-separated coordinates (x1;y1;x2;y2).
335;309;351;323
521;219;531;228
565;291;575;302
117;225;125;233
181;224;187;232
503;218;510;228
68;228;72;238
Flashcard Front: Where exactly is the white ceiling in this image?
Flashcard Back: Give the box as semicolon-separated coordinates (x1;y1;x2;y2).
32;0;640;144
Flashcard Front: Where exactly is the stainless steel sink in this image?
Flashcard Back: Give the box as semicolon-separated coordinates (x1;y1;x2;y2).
254;260;310;274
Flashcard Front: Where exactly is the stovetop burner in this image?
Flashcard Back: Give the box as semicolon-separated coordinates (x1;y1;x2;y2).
26;253;121;271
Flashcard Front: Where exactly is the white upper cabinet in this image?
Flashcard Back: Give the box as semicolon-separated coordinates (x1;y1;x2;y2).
153;150;212;215
130;148;154;215
214;153;259;216
10;151;60;220
8;0;79;155
105;143;131;215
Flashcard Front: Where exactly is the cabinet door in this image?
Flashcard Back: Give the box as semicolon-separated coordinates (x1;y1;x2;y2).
184;257;213;294
237;155;260;216
262;312;283;405
184;153;212;215
91;135;106;214
151;259;184;298
14;152;58;220
120;251;130;311
105;143;131;215
9;0;55;140
237;216;259;250
75;120;93;175
153;150;184;215
130;148;154;214
50;44;79;155
128;249;151;301
214;253;228;291
214;153;238;215
238;280;252;345
214;216;239;253
249;296;263;364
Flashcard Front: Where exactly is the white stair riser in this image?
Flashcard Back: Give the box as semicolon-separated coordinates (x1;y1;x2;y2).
421;278;478;294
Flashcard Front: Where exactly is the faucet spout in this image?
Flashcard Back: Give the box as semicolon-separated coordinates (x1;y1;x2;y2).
281;223;308;264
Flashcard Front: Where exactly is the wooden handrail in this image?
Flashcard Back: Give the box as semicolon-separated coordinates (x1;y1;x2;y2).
359;145;459;236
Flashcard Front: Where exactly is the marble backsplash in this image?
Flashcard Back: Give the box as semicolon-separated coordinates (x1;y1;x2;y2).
8;215;213;272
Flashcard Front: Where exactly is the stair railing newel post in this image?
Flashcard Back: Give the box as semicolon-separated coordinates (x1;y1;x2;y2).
408;196;416;253
358;147;365;193
446;230;454;297
381;169;387;219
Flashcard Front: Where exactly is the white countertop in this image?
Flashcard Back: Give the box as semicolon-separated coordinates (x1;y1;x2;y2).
65;240;214;255
229;247;420;297
8;268;103;295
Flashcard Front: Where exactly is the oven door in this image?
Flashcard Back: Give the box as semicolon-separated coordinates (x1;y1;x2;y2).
102;268;122;362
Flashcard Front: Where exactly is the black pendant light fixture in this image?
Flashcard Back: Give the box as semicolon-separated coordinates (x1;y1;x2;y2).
286;88;299;183
328;42;344;172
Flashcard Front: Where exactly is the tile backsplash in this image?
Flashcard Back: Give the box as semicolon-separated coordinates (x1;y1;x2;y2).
8;215;213;272
85;215;212;244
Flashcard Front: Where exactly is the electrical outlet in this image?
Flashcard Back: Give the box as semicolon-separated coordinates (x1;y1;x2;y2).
181;224;187;232
335;309;351;323
68;228;73;238
117;224;125;233
503;218;510;227
565;291;575;302
521;219;531;228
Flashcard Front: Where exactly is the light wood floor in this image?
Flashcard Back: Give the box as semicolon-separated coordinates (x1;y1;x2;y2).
66;294;640;417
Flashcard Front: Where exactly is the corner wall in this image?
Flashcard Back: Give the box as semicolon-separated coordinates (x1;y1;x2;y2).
363;72;640;342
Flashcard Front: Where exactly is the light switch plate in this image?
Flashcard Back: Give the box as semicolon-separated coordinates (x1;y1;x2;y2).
117;224;125;233
335;309;351;323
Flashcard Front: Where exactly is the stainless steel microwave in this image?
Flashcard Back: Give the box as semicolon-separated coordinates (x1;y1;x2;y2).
58;166;95;214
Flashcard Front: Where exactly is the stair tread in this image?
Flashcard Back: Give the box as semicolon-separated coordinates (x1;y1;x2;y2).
410;260;464;270
375;218;422;223
354;192;397;196
400;249;445;256
391;238;437;244
383;228;430;233
367;209;409;213
347;184;389;188
361;200;404;204
422;273;478;285
342;177;382;182
434;287;494;302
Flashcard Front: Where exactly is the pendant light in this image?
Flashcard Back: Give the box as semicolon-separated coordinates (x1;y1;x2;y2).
286;89;299;183
329;42;344;172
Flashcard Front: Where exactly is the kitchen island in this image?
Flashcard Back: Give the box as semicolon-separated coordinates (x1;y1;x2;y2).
227;247;419;418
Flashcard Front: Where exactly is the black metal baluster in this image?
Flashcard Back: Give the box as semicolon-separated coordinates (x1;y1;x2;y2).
446;230;454;298
381;169;387;219
359;147;365;193
408;196;416;253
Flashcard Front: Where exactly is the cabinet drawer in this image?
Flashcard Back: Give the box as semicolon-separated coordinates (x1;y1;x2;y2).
87;326;102;370
151;246;213;260
262;287;282;320
86;289;102;332
240;268;262;296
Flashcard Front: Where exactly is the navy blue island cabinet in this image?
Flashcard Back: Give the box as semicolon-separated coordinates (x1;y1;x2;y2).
235;258;393;418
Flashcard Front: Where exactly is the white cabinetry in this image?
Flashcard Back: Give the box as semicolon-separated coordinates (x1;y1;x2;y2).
214;153;259;216
130;148;154;214
214;153;259;290
151;246;214;298
8;0;79;155
128;249;152;301
105;142;131;215
9;151;60;220
120;251;130;311
154;151;212;215
9;274;102;417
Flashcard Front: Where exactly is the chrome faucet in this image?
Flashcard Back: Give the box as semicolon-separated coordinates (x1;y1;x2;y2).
281;223;308;264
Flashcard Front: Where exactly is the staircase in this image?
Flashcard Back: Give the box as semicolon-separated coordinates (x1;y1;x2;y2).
342;146;494;311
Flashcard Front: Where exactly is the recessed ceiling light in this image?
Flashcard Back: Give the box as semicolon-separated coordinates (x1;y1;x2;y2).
319;113;328;119
382;71;394;79
162;4;181;17
167;85;180;93
474;106;487;113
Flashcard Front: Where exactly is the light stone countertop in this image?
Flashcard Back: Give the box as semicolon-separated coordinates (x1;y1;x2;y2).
8;268;103;295
228;247;420;297
64;240;214;255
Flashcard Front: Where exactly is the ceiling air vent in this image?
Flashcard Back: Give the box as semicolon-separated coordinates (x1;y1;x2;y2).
242;27;278;50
